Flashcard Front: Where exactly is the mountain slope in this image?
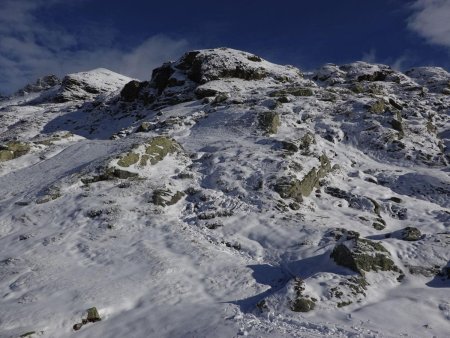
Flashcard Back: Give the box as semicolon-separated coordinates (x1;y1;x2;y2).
0;48;449;338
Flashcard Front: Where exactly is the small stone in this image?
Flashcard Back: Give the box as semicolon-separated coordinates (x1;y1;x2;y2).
389;197;402;203
86;307;101;322
73;323;83;331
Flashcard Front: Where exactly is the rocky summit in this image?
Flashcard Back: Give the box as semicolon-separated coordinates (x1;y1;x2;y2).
0;48;449;338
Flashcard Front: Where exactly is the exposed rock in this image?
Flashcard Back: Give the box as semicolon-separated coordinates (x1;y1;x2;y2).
16;75;60;95
275;154;332;201
120;80;148;102
368;100;386;114
145;136;181;165
331;238;400;275
401;227;422;241
117;152;140;167
269;87;314;97
289;278;316;312
258;111;280;134
136;122;155;133
325;187;378;213
86;307;101;322
0;142;31;162
152;189;185;207
407;265;440;277
150;63;176;94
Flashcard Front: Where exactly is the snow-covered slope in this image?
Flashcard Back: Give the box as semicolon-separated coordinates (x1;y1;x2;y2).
0;48;449;338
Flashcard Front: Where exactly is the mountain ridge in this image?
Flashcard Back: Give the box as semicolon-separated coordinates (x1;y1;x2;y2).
0;47;449;338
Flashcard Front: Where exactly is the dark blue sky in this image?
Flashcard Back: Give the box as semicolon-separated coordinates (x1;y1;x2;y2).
1;0;450;93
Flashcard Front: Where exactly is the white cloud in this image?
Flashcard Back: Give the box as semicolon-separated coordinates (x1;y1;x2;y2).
408;0;450;48
0;0;191;94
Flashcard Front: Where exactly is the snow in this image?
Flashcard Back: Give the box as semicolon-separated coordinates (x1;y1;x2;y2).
0;48;449;338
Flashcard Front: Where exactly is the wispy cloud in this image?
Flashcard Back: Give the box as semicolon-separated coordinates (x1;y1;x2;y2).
407;0;450;48
0;0;190;94
360;48;412;71
362;49;377;64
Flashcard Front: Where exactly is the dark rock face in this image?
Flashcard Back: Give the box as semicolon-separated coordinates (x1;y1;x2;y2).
151;63;176;94
120;80;149;102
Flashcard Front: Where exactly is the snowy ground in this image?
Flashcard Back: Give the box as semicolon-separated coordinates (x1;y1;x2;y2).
0;48;448;338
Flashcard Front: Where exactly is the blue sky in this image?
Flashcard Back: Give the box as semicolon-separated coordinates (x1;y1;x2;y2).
1;0;450;94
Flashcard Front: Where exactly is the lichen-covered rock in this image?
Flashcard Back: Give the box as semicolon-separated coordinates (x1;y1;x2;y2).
331;238;400;275
369;100;386;114
290;297;316;312
275;154;332;201
86;307;101;322
0;142;31;162
0;149;14;162
269;87;314;97
289;278;316;312
145;136;181;165
117;152;140;167
401;227;422;241
109;137;182;179
258;111;280;134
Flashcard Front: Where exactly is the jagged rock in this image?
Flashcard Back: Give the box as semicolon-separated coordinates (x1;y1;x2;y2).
120;80;148;102
86;307;101;322
151;63;176;94
391;119;403;133
298;132;316;154
194;87;220;98
258;111;280;134
269;87;314;97
136;122;155;133
324;187;378;213
407;265;440;277
327;228;360;241
331;238;400;275
289;278;316;312
401;227;421;241
16;75;60;95
368;100;386;113
372;217;386;230
281;141;298;153
152;189;185;207
275;154;332;201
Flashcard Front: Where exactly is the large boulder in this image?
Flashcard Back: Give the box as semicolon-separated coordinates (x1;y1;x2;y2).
331;238;401;275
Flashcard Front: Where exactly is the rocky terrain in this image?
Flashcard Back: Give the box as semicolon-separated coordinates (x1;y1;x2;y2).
0;48;449;338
